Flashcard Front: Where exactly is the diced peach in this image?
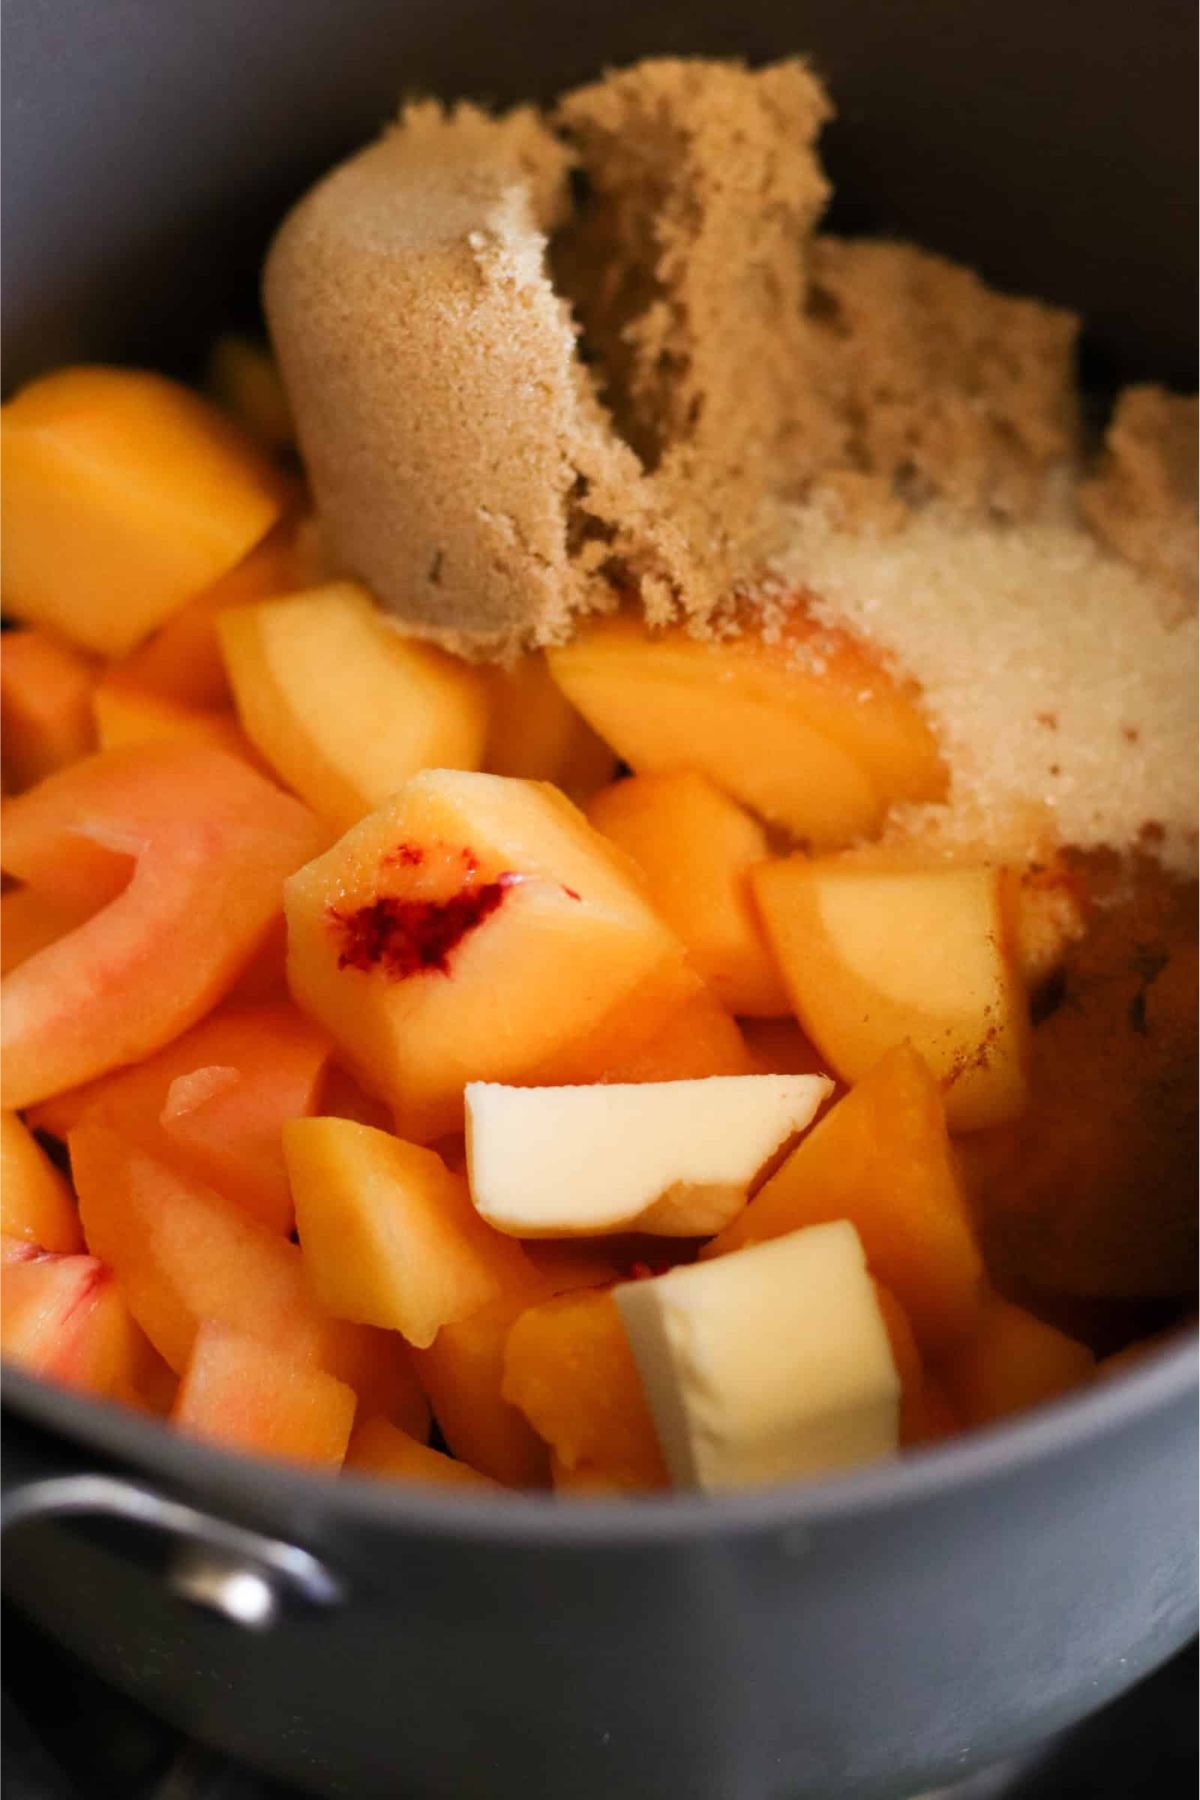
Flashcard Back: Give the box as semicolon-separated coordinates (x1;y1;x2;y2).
29;1000;324;1150
285;1119;533;1346
1;629;97;790
69;1118;418;1426
502;1288;670;1490
937;1293;1095;1428
0;1111;81;1251
115;520;308;713
218;583;490;831
753;856;1029;1131
206;335;293;452
345;1417;500;1490
0;745;323;1107
586;773;789;1016
596;986;757;1082
0;1245;171;1408
484;653;615;800
92;675;248;759
0;886;98;977
707;1045;982;1352
283;771;697;1140
172;1322;355;1466
547;610;946;847
411;1292;551;1489
1;366;286;654
738;1016;830;1077
872;1280;960;1448
551;1453;647;1496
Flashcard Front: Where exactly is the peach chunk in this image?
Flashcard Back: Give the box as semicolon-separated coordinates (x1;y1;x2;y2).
1;629;97;790
937;1293;1095;1428
587;773;788;1016
547;611;946;846
116;520;308;713
345;1417;500;1490
873;1281;961;1448
69;1118;427;1440
284;771;696;1141
218;582;490;831
206;335;293;452
707;1045;982;1353
596;987;756;1083
1;888;99;978
1;366;286;654
484;653;615;800
0;744;323;1107
753;856;1028;1131
92;675;248;760
285;1119;533;1346
0;1111;81;1252
502;1288;670;1490
411;1292;552;1489
0;1243;172;1408
172;1322;356;1466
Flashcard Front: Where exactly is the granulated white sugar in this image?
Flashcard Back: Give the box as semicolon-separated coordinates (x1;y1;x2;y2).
766;502;1199;873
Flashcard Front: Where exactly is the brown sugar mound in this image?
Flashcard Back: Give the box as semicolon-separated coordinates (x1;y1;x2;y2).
265;58;1086;656
796;239;1080;522
1080;384;1199;621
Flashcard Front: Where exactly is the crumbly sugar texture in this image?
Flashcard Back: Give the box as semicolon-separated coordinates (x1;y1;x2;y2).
1079;384;1199;622
767;500;1198;873
266;56;1197;865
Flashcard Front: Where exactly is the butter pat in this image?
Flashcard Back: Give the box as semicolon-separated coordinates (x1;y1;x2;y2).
614;1220;900;1488
465;1074;831;1237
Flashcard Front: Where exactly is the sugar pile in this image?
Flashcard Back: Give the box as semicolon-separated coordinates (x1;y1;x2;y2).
768;502;1198;874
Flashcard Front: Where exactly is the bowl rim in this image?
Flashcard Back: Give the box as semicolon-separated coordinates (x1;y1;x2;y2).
4;1329;1195;1548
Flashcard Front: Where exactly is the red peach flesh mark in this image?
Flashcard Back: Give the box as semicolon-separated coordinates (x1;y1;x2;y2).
329;872;518;980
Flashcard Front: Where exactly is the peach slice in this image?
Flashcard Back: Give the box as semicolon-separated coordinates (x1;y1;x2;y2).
115;520;308;713
502;1289;670;1490
1;367;286;655
283;771;696;1141
0;887;101;978
285;1119;533;1345
206;335;294;453
69;1116;427;1444
596;986;757;1082
218;582;490;831
411;1291;552;1489
706;1044;982;1353
1;629;97;790
872;1281;961;1448
172;1321;356;1466
0;1243;172;1408
936;1293;1095;1428
92;676;248;759
0;744;323;1107
345;1417;500;1490
484;653;615;800
0;1111;82;1252
547;611;946;846
587;773;789;1016
752;856;1029;1131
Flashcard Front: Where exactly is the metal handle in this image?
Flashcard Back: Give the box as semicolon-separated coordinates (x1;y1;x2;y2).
1;1471;344;1630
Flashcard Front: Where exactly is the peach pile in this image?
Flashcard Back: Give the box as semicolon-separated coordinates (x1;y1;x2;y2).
0;358;1191;1493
